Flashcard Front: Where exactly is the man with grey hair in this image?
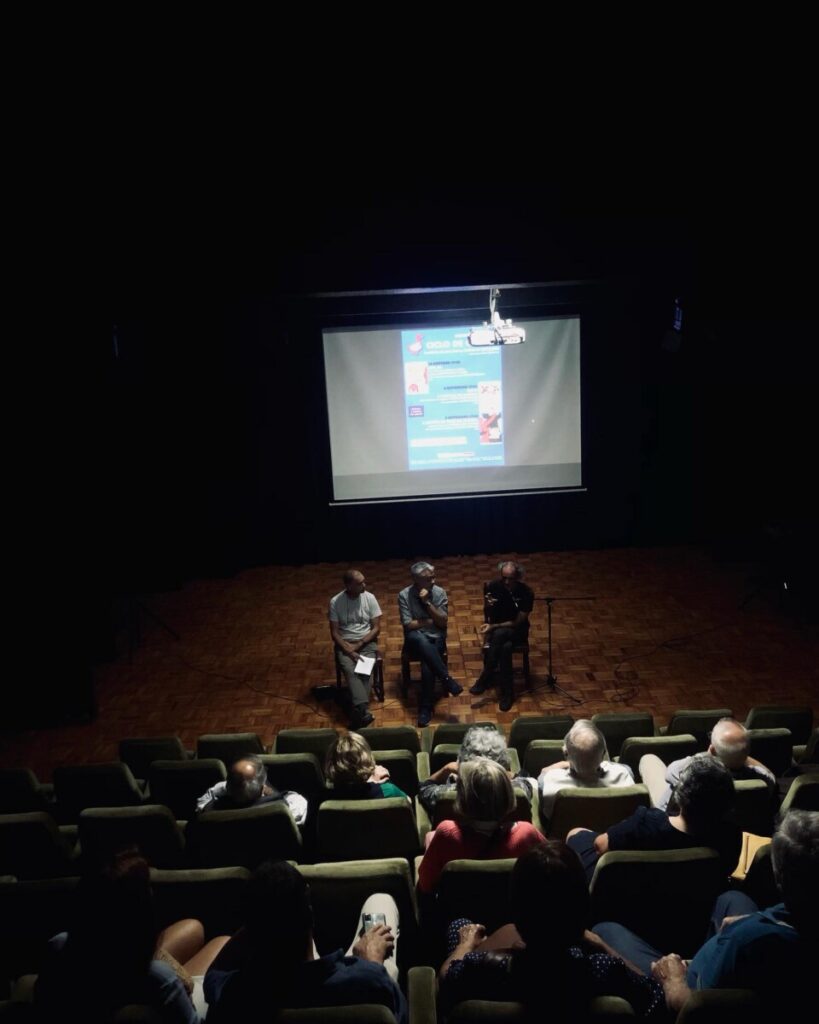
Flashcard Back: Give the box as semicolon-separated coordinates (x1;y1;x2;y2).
418;724;534;816
594;810;818;1012
538;719;634;827
641;717;776;812
398;562;462;727
329;568;382;729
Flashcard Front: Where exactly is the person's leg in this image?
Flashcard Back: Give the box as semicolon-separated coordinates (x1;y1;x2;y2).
347;893;400;983
184;935;231;975
566;828;601;884
471;631;503;693
592;922;663;977
406;634;441;720
156;918;205;964
339;643;375;726
497;632;516;710
707;890;759;938
638;754;669;807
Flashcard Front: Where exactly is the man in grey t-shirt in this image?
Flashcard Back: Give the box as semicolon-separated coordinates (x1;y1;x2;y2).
329;569;382;729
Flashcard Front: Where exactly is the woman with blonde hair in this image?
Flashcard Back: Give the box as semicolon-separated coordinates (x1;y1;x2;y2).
417;758;544;894
324;732;408;800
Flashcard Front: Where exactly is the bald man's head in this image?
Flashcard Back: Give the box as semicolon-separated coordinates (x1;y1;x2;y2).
709;718;750;769
225;755;267;805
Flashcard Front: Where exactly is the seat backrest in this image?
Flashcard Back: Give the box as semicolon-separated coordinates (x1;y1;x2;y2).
591;713;655;758
429;723;500;751
674;987;760;1024
664;709;733;750
507;716;575;761
317;798;420;862
431;789;533;828
799;728;819;764
278;1008;398;1024
436;859;516;936
150;865;251;938
118;737;188;780
186;802;302;869
0;876;80;982
746;728;793;778
522;740;565;778
589;848;724;958
448;995;637;1024
375;750;420;799
430;745;520;776
727;780;775;838
359;726;421;755
744;706;813;745
299;857;418;972
273;729;339;765
147;760;227;821
547;786;650;841
78;805;186;870
619;735;699;780
0;812;77;880
53;763;143;822
196;733;266;763
0;768;51;815
260;753;326;806
780;773;819;813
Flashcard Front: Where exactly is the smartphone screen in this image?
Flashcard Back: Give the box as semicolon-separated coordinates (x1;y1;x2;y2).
362;912;387;932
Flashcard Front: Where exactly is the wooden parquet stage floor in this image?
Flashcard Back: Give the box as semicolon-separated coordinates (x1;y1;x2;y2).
2;546;817;780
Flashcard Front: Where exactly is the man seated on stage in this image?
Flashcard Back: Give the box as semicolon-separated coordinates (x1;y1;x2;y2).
538;720;635;829
196;755;307;825
470;561;534;712
205;860;406;1023
398;561;462;728
640;717;777;812
418;724;535;817
329;568;382;730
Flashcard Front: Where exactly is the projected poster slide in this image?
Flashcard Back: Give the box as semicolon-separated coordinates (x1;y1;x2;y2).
402;327;504;471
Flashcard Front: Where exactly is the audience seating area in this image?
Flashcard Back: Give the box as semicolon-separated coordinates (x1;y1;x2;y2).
1;707;815;1021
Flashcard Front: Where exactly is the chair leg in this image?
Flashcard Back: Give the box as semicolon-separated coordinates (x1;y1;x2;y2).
523;649;531;689
374;659;385;702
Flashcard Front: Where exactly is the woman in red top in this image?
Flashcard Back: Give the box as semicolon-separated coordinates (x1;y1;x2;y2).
417;758;544;894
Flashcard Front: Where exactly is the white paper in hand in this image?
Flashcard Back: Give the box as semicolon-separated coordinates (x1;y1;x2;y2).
355;654;375;676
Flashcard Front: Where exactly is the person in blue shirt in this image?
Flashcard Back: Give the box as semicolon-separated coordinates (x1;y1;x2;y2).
593;810;818;1014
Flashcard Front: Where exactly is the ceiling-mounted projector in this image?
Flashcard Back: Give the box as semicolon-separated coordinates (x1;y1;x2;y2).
468;287;526;346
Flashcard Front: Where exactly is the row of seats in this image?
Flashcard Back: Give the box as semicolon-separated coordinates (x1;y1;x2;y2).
3;706;816;818
4;770;816;882
0;846;779;1021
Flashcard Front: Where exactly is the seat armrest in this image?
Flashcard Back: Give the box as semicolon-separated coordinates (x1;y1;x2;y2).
408;965;437;1024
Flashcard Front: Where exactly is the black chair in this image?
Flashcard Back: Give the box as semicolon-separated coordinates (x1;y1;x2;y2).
744;706;813;745
0;769;53;815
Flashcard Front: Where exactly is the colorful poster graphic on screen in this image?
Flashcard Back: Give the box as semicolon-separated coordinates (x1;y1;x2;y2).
403;327;504;471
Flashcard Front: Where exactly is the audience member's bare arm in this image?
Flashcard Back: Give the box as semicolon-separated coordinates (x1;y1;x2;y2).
583;930;646;976
651;954;690;1012
438;923;486;980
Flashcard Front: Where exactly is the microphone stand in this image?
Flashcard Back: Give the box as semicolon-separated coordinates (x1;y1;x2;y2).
533;595;596;704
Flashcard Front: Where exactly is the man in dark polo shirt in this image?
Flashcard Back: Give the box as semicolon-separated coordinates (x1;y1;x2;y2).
470;560;534;712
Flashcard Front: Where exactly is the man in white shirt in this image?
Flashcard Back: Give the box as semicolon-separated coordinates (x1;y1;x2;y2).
538;719;635;827
329;569;382;730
